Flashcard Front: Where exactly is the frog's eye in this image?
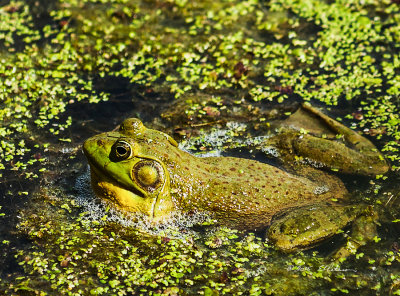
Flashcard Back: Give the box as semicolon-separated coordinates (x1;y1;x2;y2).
132;160;164;192
111;140;132;161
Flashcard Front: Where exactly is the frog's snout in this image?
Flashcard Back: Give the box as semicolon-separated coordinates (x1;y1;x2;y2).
83;137;96;159
82;138;91;159
82;136;107;164
82;138;90;156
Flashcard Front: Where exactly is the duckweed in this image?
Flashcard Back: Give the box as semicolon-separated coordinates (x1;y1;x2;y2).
2;0;400;294
3;188;399;295
1;0;400;175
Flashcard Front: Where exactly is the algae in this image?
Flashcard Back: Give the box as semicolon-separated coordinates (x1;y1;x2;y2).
1;0;400;294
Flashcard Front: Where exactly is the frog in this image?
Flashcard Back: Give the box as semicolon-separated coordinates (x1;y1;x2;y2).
82;103;389;252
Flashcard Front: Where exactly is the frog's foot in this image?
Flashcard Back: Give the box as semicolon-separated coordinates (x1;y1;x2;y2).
330;206;379;262
295;103;389;176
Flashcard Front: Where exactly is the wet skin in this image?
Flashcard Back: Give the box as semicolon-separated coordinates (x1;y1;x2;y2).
83;104;389;252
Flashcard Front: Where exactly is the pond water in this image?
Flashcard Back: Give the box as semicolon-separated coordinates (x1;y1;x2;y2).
1;0;400;295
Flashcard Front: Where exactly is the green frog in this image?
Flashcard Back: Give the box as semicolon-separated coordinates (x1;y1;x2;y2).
82;104;389;252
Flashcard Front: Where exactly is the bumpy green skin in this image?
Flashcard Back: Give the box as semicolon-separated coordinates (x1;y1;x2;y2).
267;203;362;252
83;105;389;250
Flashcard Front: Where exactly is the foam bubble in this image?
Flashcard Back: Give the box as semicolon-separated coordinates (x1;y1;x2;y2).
300;157;325;168
261;146;280;158
243;135;271;146
178;121;249;156
313;185;330;195
245;264;268;277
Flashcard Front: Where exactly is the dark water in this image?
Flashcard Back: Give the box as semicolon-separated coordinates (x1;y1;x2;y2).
1;95;399;295
1;0;400;294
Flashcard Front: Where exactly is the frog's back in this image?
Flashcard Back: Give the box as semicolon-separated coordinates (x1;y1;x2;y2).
171;156;347;231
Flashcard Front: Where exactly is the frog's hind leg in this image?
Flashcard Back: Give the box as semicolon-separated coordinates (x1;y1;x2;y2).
292;103;389;176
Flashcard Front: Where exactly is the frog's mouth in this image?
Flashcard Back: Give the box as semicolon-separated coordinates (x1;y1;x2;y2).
89;163;145;198
87;161;156;218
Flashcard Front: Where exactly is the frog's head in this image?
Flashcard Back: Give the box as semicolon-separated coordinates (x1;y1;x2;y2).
83;118;178;222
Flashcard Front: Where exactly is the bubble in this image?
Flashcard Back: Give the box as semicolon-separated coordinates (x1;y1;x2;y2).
178;128;232;153
301;158;325;168
245;264;268;277
313;185;329;195
261;146;280;157
178;122;265;157
244;135;271;146
226;121;246;131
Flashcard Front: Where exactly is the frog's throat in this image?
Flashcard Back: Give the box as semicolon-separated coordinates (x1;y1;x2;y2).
87;162;172;221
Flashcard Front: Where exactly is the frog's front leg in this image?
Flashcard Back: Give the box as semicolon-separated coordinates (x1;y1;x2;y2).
272;104;389;176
